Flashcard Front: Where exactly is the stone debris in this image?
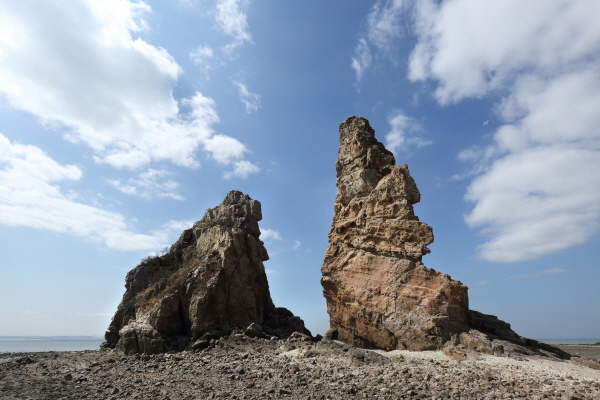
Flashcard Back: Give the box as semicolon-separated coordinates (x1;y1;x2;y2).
1;339;599;399
104;190;310;354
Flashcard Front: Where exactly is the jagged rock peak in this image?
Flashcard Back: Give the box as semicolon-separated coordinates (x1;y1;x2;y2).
104;190;310;354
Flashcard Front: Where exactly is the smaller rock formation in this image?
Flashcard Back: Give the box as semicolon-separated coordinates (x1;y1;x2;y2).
321;116;567;359
104;191;310;354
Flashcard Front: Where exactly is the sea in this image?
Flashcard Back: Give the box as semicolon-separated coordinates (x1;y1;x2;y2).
0;337;598;354
0;336;105;354
537;339;600;345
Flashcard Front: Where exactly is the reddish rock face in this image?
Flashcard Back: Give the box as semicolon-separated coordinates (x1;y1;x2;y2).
105;191;310;354
321;116;470;351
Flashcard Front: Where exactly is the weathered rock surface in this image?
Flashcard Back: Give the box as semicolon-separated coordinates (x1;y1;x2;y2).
104;190;310;354
321;116;567;359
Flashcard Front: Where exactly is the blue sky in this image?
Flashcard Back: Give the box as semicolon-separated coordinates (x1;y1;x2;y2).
1;0;599;339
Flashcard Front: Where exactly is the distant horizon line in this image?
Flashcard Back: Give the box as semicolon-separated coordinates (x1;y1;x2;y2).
0;335;104;339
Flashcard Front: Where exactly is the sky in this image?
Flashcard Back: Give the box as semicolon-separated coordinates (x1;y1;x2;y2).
1;0;599;340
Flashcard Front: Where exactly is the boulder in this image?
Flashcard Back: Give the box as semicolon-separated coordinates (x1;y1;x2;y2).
104;190;310;354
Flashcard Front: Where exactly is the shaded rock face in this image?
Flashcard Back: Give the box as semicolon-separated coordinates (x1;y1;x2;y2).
321;116;470;351
105;191;310;354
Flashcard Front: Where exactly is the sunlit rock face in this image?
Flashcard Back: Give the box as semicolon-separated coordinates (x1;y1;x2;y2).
105;191;310;354
321;116;470;351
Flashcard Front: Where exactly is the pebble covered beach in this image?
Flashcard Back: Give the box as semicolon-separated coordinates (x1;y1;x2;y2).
1;335;599;400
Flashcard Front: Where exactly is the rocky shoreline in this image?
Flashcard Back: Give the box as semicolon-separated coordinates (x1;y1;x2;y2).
1;335;599;400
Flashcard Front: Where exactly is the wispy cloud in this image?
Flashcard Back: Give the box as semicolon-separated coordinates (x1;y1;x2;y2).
223;160;260;179
189;44;214;66
108;168;184;200
232;79;260;113
513;268;567;279
385;111;431;155
189;44;216;77
260;228;282;241
351;38;372;83
406;0;600;262
293;240;301;250
72;312;113;317
215;0;253;53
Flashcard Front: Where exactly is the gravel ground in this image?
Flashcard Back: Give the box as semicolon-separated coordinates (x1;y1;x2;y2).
1;335;599;400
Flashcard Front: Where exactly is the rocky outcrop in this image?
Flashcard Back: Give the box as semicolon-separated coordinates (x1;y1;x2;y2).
104;191;310;354
321;116;567;358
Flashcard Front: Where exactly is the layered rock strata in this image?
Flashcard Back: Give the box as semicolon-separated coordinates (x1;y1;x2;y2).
321;116;566;358
104;191;310;354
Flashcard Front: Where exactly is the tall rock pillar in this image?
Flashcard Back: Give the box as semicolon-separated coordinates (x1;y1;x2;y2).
321;116;469;351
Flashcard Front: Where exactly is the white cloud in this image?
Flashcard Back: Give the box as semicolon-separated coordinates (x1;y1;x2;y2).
513;268;567;279
293;240;301;250
0;1;256;172
406;0;600;262
260;228;282;241
385;111;431;154
108;168;184;200
204;134;248;164
0;133;185;251
409;0;600;104
215;0;252;52
223;160;260;179
465;145;600;262
232;79;260;113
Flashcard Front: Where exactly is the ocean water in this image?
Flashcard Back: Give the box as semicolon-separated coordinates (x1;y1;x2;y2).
536;339;600;345
0;337;104;353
